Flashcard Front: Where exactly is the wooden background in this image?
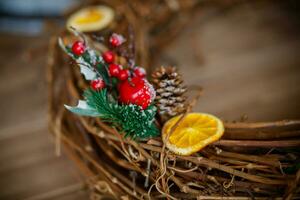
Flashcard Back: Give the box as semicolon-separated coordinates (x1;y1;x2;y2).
0;2;300;199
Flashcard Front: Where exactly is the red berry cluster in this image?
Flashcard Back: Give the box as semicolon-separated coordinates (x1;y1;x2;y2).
103;52;146;81
71;33;154;109
108;63;146;81
108;63;129;81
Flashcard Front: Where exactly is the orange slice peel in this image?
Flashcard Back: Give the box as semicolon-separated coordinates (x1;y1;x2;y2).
66;6;114;32
162;113;224;156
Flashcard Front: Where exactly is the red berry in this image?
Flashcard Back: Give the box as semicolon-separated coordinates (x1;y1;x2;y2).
108;63;121;77
91;79;105;90
102;51;115;63
72;41;85;56
118;69;130;81
109;33;125;47
133;67;146;78
119;77;155;109
110;36;119;47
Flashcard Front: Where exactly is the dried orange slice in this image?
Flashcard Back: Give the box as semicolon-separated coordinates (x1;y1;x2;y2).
162;113;224;155
66;6;114;32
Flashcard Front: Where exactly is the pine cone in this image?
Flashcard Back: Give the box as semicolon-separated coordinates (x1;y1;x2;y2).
152;66;187;121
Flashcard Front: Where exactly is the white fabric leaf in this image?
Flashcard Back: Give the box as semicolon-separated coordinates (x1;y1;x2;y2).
64;100;101;117
79;65;97;80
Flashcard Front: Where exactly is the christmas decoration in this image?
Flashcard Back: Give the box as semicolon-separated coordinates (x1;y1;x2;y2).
162;113;224;156
152;66;187;121
133;67;146;78
108;63;121;77
118;69;130;81
91;79;105;90
84;89;158;139
66;6;114;32
72;41;85;56
103;51;115;63
119;77;155;110
49;2;300;199
109;33;125;47
59;31;158;139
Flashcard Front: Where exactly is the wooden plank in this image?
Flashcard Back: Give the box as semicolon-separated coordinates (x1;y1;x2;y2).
157;4;300;121
0;34;89;199
0;127;87;199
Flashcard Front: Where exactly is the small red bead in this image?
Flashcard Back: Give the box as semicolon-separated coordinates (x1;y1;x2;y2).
109;63;121;77
109;33;125;47
110;36;119;47
102;51;115;63
91;79;105;90
118;69;130;81
72;41;85;56
133;67;146;78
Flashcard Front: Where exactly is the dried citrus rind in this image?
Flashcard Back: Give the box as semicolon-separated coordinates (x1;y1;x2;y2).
162;113;224;155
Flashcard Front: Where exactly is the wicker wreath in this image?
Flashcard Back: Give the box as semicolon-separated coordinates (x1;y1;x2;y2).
48;1;300;199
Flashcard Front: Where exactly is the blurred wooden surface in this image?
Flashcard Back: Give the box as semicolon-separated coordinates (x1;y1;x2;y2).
0;2;300;200
157;3;300;121
0;35;89;199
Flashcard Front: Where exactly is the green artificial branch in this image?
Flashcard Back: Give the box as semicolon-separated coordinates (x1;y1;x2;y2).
84;89;159;139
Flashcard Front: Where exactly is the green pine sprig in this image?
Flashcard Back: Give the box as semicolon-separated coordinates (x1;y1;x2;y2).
84;88;159;139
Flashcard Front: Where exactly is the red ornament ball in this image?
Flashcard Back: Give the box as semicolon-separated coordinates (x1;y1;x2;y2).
133;67;146;78
109;63;121;77
72;41;85;56
118;69;130;81
91;79;105;90
118;77;156;109
103;51;115;63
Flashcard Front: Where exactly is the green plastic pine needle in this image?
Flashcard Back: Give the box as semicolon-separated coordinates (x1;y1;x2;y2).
84;89;159;139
